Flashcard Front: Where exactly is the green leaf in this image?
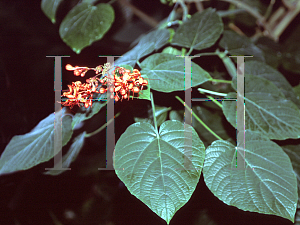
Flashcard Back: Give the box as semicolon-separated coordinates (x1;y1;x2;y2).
282;145;300;208
255;37;281;68
222;74;300;140
117;64;133;72
72;101;106;129
162;46;182;56
114;29;170;67
113;120;205;224
0;109;73;175
203;130;298;222
137;75;150;101
233;0;266;27
140;53;211;92
282;43;300;74
41;0;64;23
219;30;265;62
45;131;86;175
134;105;171;127
192;106;231;147
59;3;114;54
172;8;223;51
169;109;184;122
294;84;300;100
245;61;300;108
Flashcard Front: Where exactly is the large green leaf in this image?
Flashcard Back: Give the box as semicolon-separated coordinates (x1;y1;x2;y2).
203;130;298;222
172;8;223;51
41;0;64;23
222;74;300;140
219;30;265;62
0;109;73;175
114;29;170;68
282;145;300;208
113;120;205;224
59;3;114;54
45;132;86;176
140;53;211;92
245;61;300;108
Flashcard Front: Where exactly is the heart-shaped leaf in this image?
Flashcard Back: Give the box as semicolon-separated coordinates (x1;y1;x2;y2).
59;3;114;54
140;53;211;92
222;74;300;140
113;120;205;224
172;8;223;51
203;130;298;222
0;109;73;175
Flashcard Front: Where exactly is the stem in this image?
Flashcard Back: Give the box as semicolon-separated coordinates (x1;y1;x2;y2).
198;88;228;97
271;3;300;40
194;52;219;57
150;92;158;133
206;96;223;109
175;96;223;141
264;0;275;20
117;0;158;27
186;47;194;56
85;112;121;138
222;0;272;37
178;0;188;22
136;60;142;69
210;79;232;84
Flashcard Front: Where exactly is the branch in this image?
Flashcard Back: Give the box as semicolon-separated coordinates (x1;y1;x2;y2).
117;0;159;27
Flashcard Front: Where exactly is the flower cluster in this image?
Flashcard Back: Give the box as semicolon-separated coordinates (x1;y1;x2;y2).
99;67;148;102
61;63;148;108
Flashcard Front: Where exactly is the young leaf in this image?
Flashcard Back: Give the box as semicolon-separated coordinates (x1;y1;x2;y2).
0;109;73;175
41;0;64;23
140;53;211;92
223;74;300;140
245;61;300;108
114;29;170;67
171;8;223;51
219;30;265;62
44;131;86;176
113;120;205;224
203;130;298;222
59;3;114;54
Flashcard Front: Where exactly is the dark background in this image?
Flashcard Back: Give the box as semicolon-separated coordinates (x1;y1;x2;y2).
0;0;298;225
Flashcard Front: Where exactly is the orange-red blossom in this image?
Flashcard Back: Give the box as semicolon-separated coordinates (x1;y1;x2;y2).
61;64;148;109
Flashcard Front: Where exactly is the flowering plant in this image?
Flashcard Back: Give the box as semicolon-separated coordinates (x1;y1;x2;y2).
1;0;300;225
